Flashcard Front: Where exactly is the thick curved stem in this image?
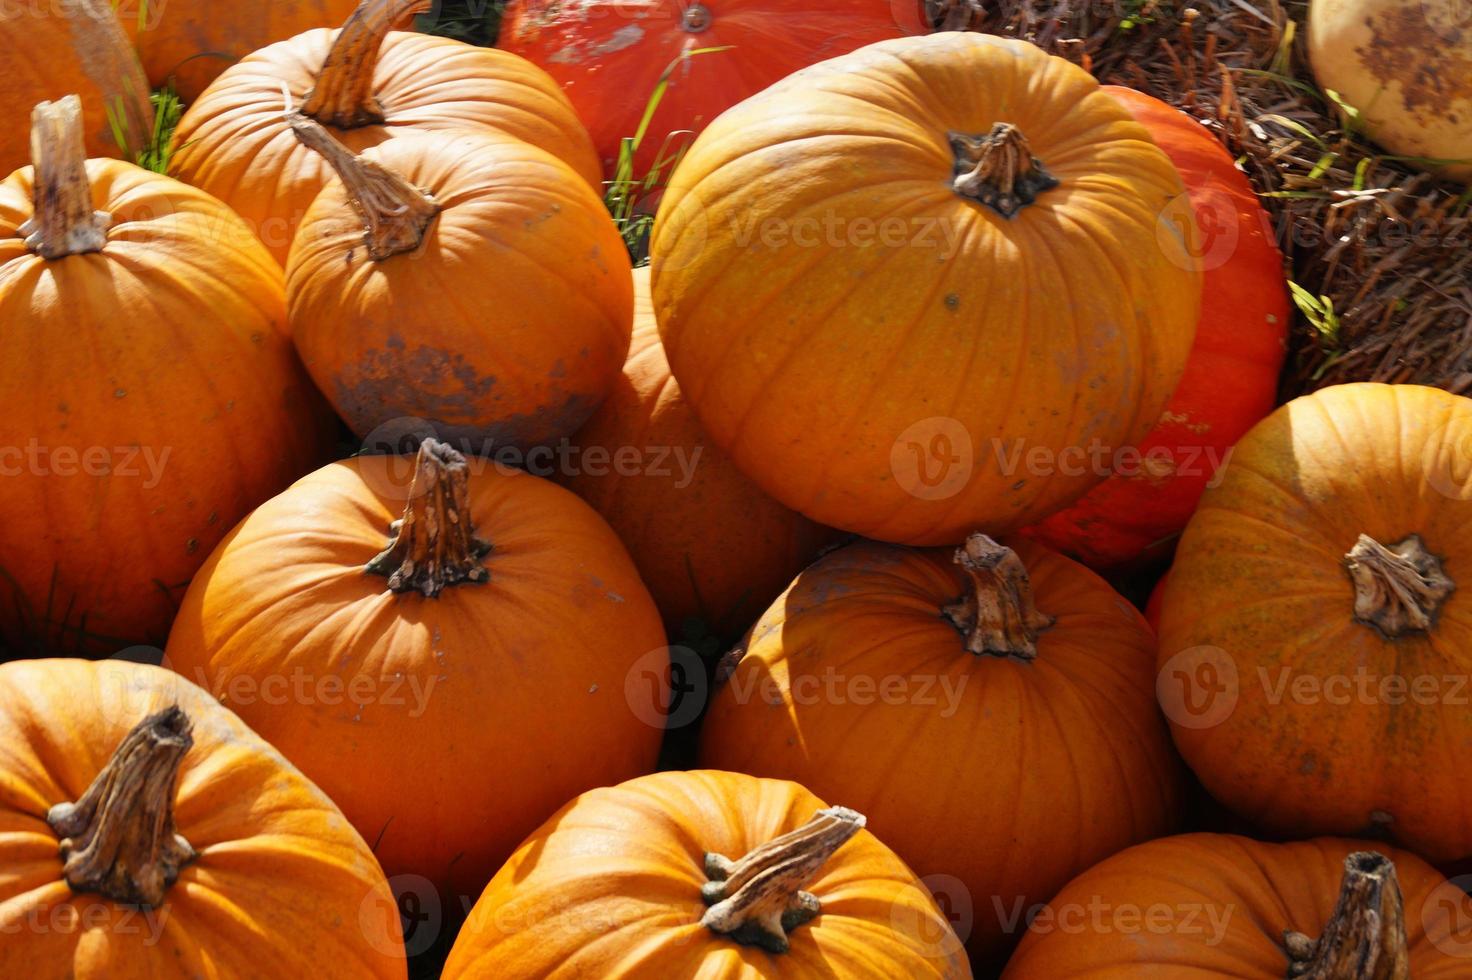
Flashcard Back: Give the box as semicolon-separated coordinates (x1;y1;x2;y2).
1283;852;1410;980
943;533;1055;659
701;807;865;954
1345;533;1453;638
288;112;438;260
21;96;111;259
950;123;1059;218
366;439;490;597
300;0;431;128
46;707;196;908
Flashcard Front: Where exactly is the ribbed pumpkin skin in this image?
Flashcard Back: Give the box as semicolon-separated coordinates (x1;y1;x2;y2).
1025;87;1287;568
1003;834;1472;977
0;161;331;653
0;659;405;978
170;29;600;261
0;0;151;172
287;132;632;450
443;770;972;979
164;457;666;900
560;267;836;630
499;0;912;178
1158;384;1472;861
652;33;1201;546
698;539;1184;963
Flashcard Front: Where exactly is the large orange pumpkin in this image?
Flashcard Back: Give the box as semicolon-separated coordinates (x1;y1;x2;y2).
1158;383;1472;861
285;117;632;449
0;0;151;172
0;97;331;655
699;533;1184;963
443;770;971;978
651;33;1201;546
1024;86;1288;569
499;0;915;179
0;658;404;977
169;0;600;261
164;439;667;902
559;266;836;632
1003;834;1472;977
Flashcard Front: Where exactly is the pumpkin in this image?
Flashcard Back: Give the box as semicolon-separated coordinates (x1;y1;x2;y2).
117;0;361;104
285;115;631;449
1024;86;1288;569
442;770;971;978
1308;0;1472;181
651;33;1202;546
0;0;151;172
169;0;601;262
1003;834;1472;977
698;533;1184;963
499;0;914;179
1157;383;1472;861
0;97;331;655
559;266;837;632
164;439;667;901
0;658;404;977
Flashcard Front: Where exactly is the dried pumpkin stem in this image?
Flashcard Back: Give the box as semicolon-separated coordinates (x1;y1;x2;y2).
287;111;438;260
950;122;1060;218
21;96;111;259
1344;533;1453;638
1283;851;1410;980
701;807;865;954
46;706;196;908
300;0;430;127
366;439;490;597
943;533;1055;659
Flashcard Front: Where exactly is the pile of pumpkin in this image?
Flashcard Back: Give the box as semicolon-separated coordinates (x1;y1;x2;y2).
3;0;1472;976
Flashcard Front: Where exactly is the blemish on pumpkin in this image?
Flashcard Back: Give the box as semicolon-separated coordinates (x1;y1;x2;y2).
186;538;198;554
944;293;960;310
114;388;126;398
1357;6;1472;120
588;684;598;694
549;24;646;64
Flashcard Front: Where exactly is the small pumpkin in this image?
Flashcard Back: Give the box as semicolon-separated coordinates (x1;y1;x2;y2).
1024;86;1288;569
169;0;600;261
1158;383;1472;861
0;658;404;977
164;439;667;901
0;97;331;654
652;33;1201;546
1309;0;1472;181
499;0;913;179
1003;834;1472;977
699;533;1184;963
285;116;631;449
443;770;971;978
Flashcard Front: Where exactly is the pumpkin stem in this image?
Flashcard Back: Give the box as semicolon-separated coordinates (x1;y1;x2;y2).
288;111;438;260
366;438;490;597
950;122;1059;218
20;96;111;259
1283;851;1410;980
943;533;1055;659
46;707;196;909
300;0;430;128
701;807;865;954
1344;533;1453;639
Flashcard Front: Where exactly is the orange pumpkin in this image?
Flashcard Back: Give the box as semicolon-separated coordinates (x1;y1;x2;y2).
1158;382;1472;862
1003;834;1472;977
164;439;667;901
1;0;151;172
0;97;331;655
443;770;971;978
652;33;1201;546
699;533;1184;963
169;0;600;261
559;266;836;632
0;658;404;977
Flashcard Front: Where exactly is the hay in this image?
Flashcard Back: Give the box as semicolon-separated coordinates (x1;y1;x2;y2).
941;0;1472;396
